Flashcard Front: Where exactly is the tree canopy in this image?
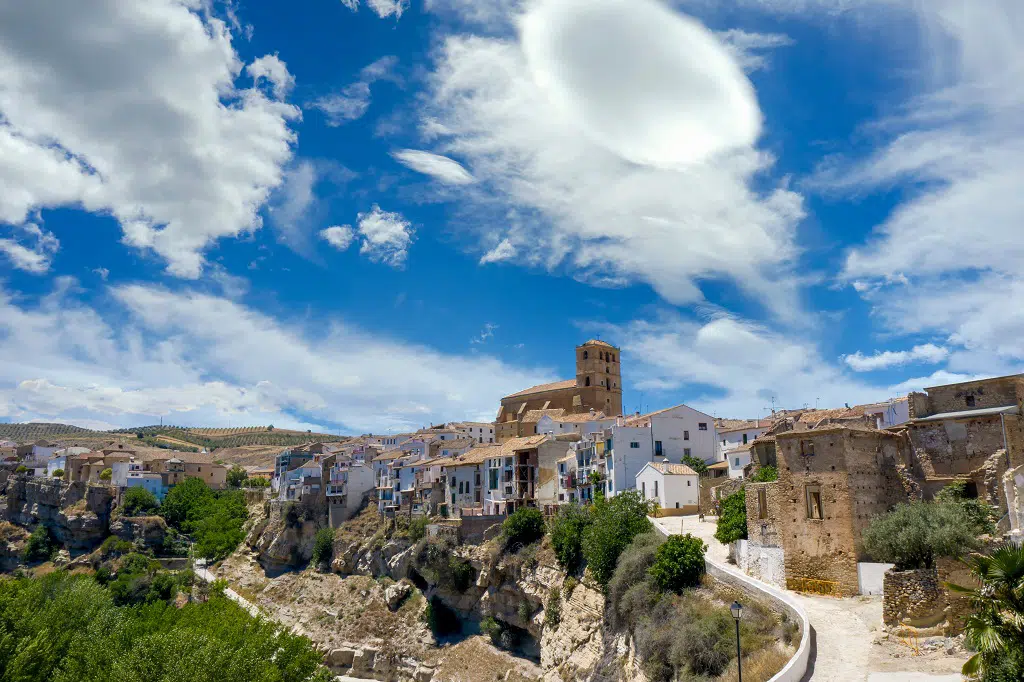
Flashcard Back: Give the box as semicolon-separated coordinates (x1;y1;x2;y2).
714;488;747;545
862;500;983;570
582;490;655;585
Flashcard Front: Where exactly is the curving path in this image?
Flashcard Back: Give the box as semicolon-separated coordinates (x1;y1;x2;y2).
651;515;966;682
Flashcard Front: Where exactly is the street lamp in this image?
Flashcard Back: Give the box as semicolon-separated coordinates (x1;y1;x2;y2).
731;601;743;682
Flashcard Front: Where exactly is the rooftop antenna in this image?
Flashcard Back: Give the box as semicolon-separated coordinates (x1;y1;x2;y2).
816;397;820;409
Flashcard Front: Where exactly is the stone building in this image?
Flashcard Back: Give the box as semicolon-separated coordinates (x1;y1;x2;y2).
495;340;623;442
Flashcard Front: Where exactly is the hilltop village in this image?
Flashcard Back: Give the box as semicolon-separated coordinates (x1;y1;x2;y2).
1;339;1023;681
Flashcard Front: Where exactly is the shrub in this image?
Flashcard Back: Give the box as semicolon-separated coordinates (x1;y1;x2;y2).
715;488;747;544
424;596;460;637
750;465;778;483
544;587;561;629
549;504;592;574
681;454;708;476
502;507;545;549
52;468;64;478
22;524;56;563
310;528;334;567
517;600;533;622
607;532;663;630
408;517;428;543
936;481;996;536
226;465;247;488
99;468;112;481
415;538;477;593
582;490;655;585
648;534;706;593
481;615;502;644
863;500;982;569
122;486;160;516
563;576;578;599
245;476;270;488
14;465;27;474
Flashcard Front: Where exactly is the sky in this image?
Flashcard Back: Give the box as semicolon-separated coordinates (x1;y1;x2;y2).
0;0;1022;434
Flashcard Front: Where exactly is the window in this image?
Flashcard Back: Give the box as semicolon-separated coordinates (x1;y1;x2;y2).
698;423;708;431
641;481;646;497
655;440;663;457
585;377;591;386
806;485;823;519
722;439;727;446
800;440;815;457
684;448;691;457
758;488;767;519
684;430;690;441
687;480;691;487
630;441;640;449
734;457;740;466
583;350;588;359
966;395;976;407
742;434;748;445
654;480;659;497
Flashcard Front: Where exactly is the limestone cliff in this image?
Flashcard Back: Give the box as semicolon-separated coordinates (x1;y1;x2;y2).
2;475;115;551
245;499;322;571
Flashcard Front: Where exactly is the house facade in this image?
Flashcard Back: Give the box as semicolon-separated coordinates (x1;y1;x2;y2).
636;462;699;515
624;404;718;464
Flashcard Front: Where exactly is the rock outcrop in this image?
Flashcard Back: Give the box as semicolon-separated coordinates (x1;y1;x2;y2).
110;515;168;548
3;476;115;551
246;500;322;572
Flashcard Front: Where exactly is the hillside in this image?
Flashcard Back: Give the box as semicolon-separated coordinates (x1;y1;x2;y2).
0;422;94;441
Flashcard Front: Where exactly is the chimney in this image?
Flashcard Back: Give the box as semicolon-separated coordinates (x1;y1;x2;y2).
635;411;640;417
616;416;625;427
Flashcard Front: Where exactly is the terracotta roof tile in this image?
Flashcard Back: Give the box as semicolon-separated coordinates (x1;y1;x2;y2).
503;379;577;399
649;461;698;476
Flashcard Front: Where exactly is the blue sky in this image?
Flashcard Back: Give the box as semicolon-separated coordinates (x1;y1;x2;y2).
0;0;1021;434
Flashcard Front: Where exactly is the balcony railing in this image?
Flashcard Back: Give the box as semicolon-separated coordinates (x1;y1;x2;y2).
326;484;346;497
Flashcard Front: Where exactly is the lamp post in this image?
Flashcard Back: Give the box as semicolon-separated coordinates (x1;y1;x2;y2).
731;601;743;682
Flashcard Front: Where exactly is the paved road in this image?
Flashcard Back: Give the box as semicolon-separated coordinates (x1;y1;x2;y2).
651;515;965;682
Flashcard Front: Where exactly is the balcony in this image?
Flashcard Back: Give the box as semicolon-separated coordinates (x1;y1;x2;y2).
326;484;346;497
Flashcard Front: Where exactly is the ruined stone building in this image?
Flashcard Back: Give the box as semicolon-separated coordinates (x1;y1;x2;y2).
495;340;623;442
746;374;1024;597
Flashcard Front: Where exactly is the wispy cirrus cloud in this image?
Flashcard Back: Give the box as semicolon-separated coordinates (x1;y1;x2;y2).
311;56;399;126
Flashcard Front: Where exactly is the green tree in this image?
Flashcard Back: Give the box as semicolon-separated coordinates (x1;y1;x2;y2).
408;517;428;543
311;527;334;567
948;543;1024;681
99;468;112;482
750;465;778;482
863;501;982;570
582;490;655;585
714;488;747;544
937;481;996;536
22;524;56;563
122;486;159;516
161;477;214;528
14;465;27;474
245;476;270;488
226;465;248;487
502;507;545;549
681;454;708;476
549;504;592;574
51;468;64;478
648;534;707;592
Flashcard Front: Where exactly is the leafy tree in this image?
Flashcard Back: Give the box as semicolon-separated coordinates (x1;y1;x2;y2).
268;424;274;432
714;488;747;544
160;478;247;560
161;477;214;528
863;501;982;570
937;481;996;536
681;454;708;476
549;504;592;574
582;490;655;585
948;543;1024;681
408;517;428;543
245;476;270;488
750;465;778;483
22;524;56;563
502;507;545;549
121;486;159;516
648;534;707;592
226;465;247;488
51;468;64;478
99;468;112;481
310;527;334;567
14;465;27;474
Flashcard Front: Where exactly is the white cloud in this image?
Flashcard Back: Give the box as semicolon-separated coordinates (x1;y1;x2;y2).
357;205;413;267
0;223;59;274
267;160;318;253
479;238;516;264
842;344;949;372
717;29;794;71
0;0;300;278
392;149;475;185
320;225;357;251
339;0;410;19
884;370;987;396
93;268;110;281
419;0;806;314
311;56;398;125
472;323;498;344
603;312;896;418
246;54;296;99
0;281;553;432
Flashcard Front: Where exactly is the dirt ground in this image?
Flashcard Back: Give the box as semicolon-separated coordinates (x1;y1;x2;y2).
653;515;970;682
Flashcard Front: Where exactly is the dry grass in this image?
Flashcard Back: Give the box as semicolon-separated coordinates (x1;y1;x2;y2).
0;521;28;543
717;644;793;682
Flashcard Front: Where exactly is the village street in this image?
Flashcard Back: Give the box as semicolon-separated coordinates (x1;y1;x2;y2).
651;515;966;682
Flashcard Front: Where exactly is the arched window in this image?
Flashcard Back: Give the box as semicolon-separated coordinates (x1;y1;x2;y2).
583;351;588;360
585;377;591;386
611;354;616;362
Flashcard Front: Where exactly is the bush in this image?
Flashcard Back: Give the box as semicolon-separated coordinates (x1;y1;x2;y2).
936;481;996;536
311;528;334;567
715;488;747;544
545;588;561;629
14;465;27;474
563;576;578;599
245;476;270;488
52;468;64;478
648;534;706;593
549;504;592;574
99;468;112;481
415;538;477;593
122;486;160;516
681;454;708;476
22;524;56;563
481;615;502;644
863;500;983;569
502;507;545;549
607;532;663;630
750;465;778;482
424;596;460;637
226;465;247;488
408;517;428;543
582;490;655;585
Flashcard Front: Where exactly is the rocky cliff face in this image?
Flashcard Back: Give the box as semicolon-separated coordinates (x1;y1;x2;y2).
245;500;322;572
2;476;115;551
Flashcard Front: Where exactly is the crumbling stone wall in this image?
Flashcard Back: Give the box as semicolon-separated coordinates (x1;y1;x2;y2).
920;376;1024;417
936;556;979;636
906;418;1008;479
883;568;945;628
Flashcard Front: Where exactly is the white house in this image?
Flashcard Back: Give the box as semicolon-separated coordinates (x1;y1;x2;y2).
725;444;755;479
536;410;615;439
451;422;496;444
716;420;770;462
603;422;656;497
624;404;718;464
636;462;699;516
326;461;374;526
